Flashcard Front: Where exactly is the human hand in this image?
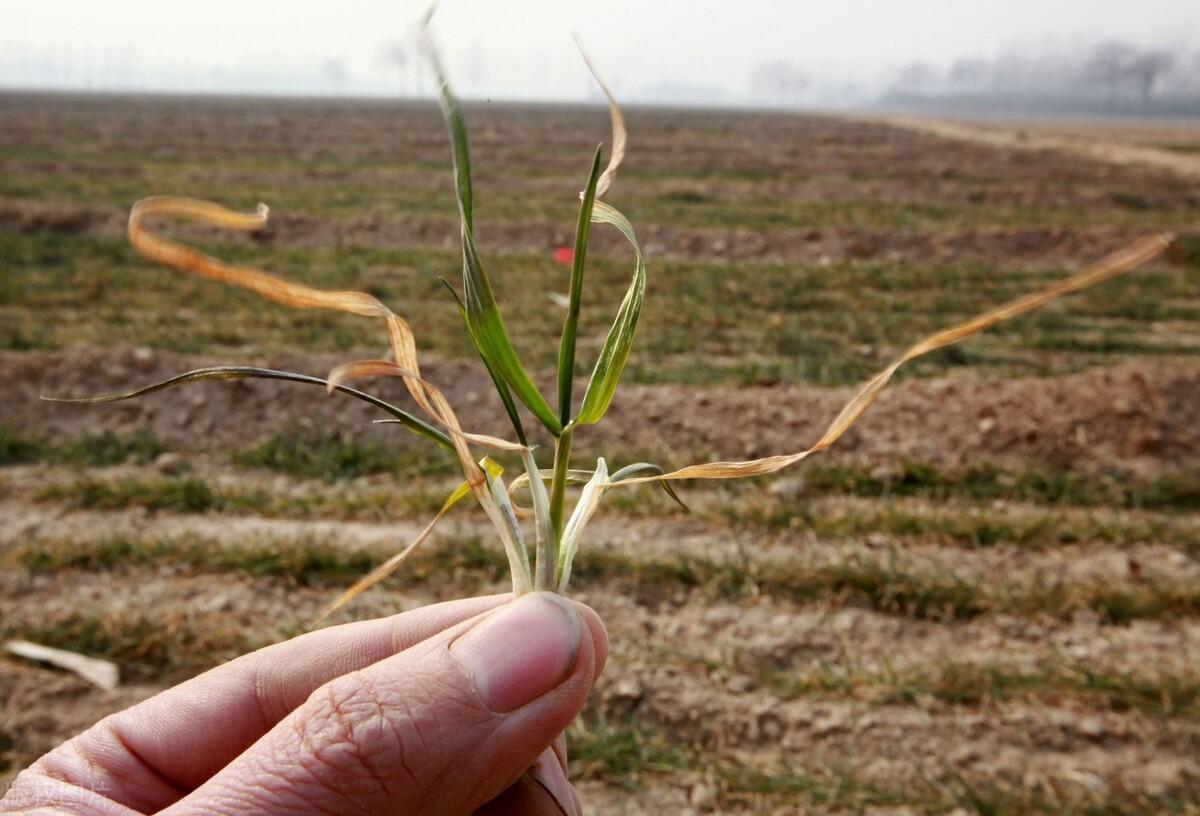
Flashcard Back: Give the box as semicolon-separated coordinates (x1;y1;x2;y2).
0;592;607;815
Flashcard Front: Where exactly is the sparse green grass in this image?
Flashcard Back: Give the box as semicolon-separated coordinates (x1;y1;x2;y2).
570;547;1200;624
720;493;1200;552
0;427;453;481
9;531;508;587
13;429;1200;520
775;458;1200;511
35;475;224;513
55;430;166;467
23;463;1200;624
1158;142;1200;155
7;143;1200;231
14;533;379;585
28;453;1200;566
0;426;44;465
0;609;255;681
13;528;1199;625
233;434;457;481
568;717;906;808
763;659;1200;719
31;473;452;519
568;715;1198;813
3;227;1197;386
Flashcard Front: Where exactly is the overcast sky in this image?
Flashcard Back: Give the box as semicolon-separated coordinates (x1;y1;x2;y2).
3;1;1197;103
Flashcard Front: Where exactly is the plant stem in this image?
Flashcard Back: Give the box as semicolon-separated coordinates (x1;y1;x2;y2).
521;446;557;591
549;427;574;542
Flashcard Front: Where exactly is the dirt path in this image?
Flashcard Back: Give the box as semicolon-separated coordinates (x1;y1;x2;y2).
873;114;1200;180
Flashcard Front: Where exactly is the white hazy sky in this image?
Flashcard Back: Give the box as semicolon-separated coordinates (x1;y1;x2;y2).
2;1;1197;102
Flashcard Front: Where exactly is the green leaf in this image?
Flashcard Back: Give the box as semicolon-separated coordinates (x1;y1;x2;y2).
557;145;604;425
610;462;690;512
574;201;646;426
41;366;453;451
462;231;562;433
442;279;528;446
430;42;562;435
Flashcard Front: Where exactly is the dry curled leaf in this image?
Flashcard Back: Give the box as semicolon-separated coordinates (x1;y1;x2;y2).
611;232;1174;486
574;34;626;199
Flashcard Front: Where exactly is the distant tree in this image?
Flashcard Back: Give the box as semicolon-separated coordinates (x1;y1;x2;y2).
1127;50;1175;106
1085;40;1137;107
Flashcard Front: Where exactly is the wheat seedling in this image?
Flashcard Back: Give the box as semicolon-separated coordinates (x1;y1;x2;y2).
45;31;1176;624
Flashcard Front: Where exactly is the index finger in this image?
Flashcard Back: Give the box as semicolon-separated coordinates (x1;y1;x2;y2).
29;594;509;813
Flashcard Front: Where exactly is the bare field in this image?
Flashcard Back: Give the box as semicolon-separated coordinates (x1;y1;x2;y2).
2;92;1199;814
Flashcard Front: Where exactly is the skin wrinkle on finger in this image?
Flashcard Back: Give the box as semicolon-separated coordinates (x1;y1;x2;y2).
215;699;388;816
296;676;399;812
166;613;515;815
98;719;189;808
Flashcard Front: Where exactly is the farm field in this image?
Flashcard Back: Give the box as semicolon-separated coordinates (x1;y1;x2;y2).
2;91;1200;814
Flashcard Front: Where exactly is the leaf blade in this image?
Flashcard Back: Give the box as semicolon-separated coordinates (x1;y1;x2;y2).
610;462;690;511
426;29;561;434
128;197;388;318
607;233;1175;486
556;457;609;593
41;366;453;450
556;146;605;425
442;279;529;446
573;35;627;199
574;202;646;426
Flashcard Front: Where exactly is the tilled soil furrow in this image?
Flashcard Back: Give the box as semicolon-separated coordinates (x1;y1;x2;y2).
4;350;1197;475
6;495;1200;625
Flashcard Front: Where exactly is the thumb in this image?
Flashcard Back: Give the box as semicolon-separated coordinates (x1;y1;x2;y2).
165;592;607;816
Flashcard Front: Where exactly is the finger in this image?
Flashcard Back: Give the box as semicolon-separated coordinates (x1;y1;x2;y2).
475;750;579;816
168;592;608;816
19;594;509;814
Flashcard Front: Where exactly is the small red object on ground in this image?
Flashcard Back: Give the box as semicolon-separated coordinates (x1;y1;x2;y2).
553;246;574;265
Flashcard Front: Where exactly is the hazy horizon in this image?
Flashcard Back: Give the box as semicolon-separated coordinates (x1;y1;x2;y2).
4;1;1199;109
